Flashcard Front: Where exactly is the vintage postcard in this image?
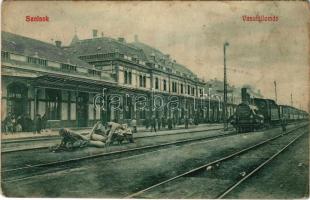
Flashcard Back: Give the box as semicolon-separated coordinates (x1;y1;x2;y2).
1;1;309;198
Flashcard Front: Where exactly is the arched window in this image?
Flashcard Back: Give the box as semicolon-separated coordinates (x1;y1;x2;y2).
7;82;28;117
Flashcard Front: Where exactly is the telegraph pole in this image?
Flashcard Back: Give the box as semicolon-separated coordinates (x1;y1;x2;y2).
274;81;277;103
290;93;293;106
223;42;229;131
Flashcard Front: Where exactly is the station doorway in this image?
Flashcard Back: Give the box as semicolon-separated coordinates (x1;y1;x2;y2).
7;82;28;117
77;92;89;127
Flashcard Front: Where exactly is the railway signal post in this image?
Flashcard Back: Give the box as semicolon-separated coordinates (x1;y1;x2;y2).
274;81;278;103
223;42;229;131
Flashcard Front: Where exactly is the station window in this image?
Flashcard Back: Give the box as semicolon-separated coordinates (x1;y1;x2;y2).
192;87;195;96
163;80;167;91
143;76;146;87
124;70;132;85
199;89;203;97
139;75;146;88
172;82;177;93
128;71;132;84
124;71;128;84
139;75;143;87
155;77;159;90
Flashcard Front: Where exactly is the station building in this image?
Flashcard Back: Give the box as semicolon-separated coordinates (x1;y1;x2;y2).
1;31;114;128
1;30;235;129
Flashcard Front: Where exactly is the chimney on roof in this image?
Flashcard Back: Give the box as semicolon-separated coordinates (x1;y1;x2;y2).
134;34;139;42
118;37;125;43
55;40;62;48
92;29;98;38
150;53;155;61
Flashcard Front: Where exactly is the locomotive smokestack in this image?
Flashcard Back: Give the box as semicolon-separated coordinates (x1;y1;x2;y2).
241;88;248;103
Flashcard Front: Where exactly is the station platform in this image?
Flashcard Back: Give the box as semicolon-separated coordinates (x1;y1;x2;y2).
1;123;225;141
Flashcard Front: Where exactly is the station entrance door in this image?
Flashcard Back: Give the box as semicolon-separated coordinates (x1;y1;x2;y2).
77;92;89;127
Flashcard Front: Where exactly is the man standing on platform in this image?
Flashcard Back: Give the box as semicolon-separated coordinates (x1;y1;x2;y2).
185;115;189;129
150;116;157;132
131;117;137;133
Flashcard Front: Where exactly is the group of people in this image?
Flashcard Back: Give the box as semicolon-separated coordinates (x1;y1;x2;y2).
2;112;48;134
143;115;199;133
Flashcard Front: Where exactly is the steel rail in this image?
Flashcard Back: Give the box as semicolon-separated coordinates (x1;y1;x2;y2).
124;123;308;199
217;129;308;199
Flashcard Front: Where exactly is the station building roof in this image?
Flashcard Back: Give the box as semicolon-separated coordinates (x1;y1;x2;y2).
1;31;115;83
1;31;95;70
65;36;148;62
130;41;197;78
66;33;200;81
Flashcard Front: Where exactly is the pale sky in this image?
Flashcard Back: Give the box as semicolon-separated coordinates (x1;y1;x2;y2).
2;1;309;111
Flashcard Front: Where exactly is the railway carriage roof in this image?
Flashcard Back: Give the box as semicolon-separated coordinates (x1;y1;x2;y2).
254;98;277;105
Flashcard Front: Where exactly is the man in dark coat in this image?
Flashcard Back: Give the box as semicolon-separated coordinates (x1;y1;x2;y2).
185;116;189;129
167;117;172;130
41;113;48;131
34;114;42;134
157;116;161;131
150;116;157;132
161;117;166;129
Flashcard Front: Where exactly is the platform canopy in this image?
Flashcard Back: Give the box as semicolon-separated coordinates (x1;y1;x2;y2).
31;74;114;93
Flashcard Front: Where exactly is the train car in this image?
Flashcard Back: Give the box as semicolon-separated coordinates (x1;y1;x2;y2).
231;88;309;133
279;105;309;122
253;98;280;126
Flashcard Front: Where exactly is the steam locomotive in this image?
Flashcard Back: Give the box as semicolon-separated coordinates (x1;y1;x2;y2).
230;88;308;132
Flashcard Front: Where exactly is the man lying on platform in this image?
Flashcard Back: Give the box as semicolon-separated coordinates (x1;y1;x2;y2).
50;121;133;152
50;122;107;152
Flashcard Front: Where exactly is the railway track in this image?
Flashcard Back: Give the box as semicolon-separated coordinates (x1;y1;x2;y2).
124;123;308;199
217;129;307;199
2;127;238;182
2;125;224;153
2;123;306;184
